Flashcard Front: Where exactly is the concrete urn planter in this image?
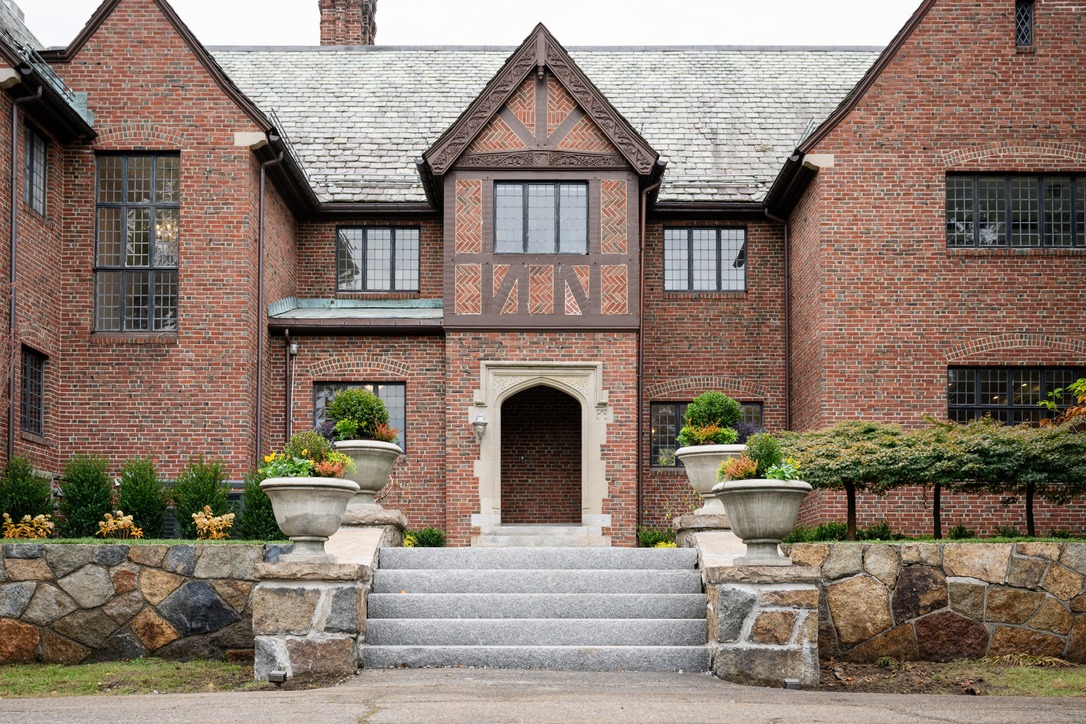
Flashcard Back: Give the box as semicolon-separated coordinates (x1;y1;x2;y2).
333;439;403;510
709;478;812;565
259;476;360;563
674;444;746;515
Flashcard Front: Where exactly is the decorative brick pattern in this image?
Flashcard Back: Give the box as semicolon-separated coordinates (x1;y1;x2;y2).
502;279;520;315
528;265;554;315
943;140;1086;168
506;76;536;135
492;264;509;296
454;265;483;315
556;115;615;153
466;115;527;153
564;282;582;316
546;75;578;136
600;265;628;315
573;265;591;298
600;179;627;254
454;180;483;253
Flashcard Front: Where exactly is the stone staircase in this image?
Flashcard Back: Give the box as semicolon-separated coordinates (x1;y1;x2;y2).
363;547;709;671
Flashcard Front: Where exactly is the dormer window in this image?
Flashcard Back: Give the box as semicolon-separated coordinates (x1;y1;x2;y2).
494;182;588;254
1015;0;1034;48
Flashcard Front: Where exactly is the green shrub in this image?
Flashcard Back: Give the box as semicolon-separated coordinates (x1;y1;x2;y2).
783;521;848;543
996;524;1023;538
171;456;230;539
0;455;52;521
1048;529;1077;540
116;458;168;539
59;456;114;538
282;430;332;459
412;527;445;547
947;522;976;540
744;433;783;476
636;526;676;547
326;389;391;441
234;470;286;541
683;391;742;429
859;520;893;541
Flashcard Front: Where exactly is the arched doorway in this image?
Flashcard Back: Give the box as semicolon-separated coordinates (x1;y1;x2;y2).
499;385;581;524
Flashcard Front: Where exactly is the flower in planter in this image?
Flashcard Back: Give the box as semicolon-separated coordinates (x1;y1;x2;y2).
260;431;356;478
720;454;758;481
676;391;742;447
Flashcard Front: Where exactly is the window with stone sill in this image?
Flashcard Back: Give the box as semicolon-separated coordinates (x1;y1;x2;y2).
494;181;588;254
650;401;763;468
947;366;1085;425
94;154;180;332
663;228;747;292
314;382;406;450
1016;0;1034;49
336;227;420;292
24;124;46;216
946;174;1086;248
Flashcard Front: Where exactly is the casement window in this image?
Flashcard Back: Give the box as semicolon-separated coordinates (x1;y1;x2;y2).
650;401;764;468
947;367;1085;425
946;174;1086;248
494;181;588;254
94;155;180;332
314;382;406;449
23;125;46;215
1015;0;1034;48
20;346;45;437
336;228;420;292
663;228;747;292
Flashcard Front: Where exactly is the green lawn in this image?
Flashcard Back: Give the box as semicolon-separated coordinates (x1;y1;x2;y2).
0;659;269;698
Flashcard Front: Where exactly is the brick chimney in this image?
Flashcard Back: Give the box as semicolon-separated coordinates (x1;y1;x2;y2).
319;0;377;46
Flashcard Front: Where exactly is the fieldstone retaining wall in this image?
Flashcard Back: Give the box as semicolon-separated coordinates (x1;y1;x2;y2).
0;543;285;665
786;542;1086;664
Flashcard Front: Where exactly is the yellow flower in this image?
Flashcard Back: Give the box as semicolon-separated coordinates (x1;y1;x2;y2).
264;454;274;463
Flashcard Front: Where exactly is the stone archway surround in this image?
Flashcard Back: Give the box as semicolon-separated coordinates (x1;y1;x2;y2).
470;361;614;545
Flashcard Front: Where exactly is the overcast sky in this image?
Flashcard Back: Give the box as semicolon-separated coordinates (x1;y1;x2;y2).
24;0;922;49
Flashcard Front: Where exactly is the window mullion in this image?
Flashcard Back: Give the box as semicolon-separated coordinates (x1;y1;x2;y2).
1037;176;1046;248
686;230;694;291
716;230;723;291
361;229;369;292
521;184;529;253
1004;175;1012;247
553;182;561;253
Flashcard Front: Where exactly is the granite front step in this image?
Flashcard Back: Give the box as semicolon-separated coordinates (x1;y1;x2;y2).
372;568;703;594
378;547;698;570
366;618;707;646
367;592;708;620
362;645;710;672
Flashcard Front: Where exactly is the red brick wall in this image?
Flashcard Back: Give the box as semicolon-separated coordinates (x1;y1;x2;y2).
500;385;581;524
50;0;267;479
444;331;638;546
639;218;787;528
278;334;447;530
789;0;1086;530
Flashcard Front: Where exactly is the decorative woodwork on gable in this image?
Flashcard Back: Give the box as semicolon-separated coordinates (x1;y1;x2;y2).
424;24;658;176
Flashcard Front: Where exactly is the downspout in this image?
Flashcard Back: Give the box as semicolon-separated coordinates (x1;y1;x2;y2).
284;328;295;441
256;150;284;467
637;176;662;534
8;85;42;460
765;208;791;430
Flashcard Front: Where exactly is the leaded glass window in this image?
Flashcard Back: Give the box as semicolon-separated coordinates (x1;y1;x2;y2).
314;382;406;450
1015;0;1034;48
946;175;1086;248
948;367;1084;425
20;347;45;436
94;155;180;332
663;228;747;292
336;228;419;292
24;125;46;215
494;182;587;254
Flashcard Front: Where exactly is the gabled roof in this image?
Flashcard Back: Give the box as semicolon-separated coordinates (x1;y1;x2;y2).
0;1;41;52
423;24;658;177
213;44;879;205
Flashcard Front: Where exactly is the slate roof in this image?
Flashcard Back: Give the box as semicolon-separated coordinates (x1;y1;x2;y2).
0;1;40;53
213;45;880;205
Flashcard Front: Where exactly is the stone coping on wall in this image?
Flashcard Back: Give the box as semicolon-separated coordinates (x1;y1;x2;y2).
783;541;1086;664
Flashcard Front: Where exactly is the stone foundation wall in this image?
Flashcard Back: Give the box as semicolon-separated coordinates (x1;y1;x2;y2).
0;543;284;664
786;542;1086;664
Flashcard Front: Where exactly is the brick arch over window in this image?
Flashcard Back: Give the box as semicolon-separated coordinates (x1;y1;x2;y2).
301;353;412;380
943;334;1086;364
93;123;190;149
943;141;1086;169
645;375;767;402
